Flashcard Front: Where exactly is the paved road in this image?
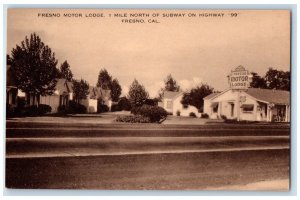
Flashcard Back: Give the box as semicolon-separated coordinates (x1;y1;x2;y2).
5;121;290;190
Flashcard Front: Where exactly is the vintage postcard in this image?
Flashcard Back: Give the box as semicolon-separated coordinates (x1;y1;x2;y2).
5;8;290;190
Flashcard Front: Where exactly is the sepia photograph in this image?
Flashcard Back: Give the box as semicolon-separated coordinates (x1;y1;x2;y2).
5;8;291;191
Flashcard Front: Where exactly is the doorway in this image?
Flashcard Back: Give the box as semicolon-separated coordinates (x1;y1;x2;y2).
230;103;234;117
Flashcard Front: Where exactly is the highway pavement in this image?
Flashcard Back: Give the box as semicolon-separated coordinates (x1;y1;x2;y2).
5;120;290;190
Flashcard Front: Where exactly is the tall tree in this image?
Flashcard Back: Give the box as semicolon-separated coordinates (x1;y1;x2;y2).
128;79;149;107
97;69;112;89
96;69;122;101
72;79;90;104
164;74;180;92
7;54;12;65
265;68;290;91
158;74;180;100
181;83;214;112
250;68;290;91
10;33;58;106
250;72;267;89
111;79;122;102
59;60;73;81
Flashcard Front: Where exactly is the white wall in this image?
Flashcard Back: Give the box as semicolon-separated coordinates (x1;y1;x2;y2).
88;99;98;113
163;98;174;113
40;95;60;113
203;99;211;115
205;90;261;121
172;95;201;117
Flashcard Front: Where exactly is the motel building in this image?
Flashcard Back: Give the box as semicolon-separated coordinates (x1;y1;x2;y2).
203;66;290;122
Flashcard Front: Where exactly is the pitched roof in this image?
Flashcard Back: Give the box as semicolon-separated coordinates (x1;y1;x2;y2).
89;86;111;100
55;79;73;94
203;92;221;100
246;88;290;105
204;88;290;105
163;91;182;99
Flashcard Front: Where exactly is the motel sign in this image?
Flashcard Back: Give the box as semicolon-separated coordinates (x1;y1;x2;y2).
228;65;252;90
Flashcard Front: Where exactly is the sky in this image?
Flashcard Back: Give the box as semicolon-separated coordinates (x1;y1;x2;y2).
6;9;290;97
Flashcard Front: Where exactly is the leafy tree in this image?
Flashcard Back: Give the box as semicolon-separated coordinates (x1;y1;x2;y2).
118;96;131;111
250;72;267;89
158;74;180;100
265;68;290;91
58;60;73;81
7;54;12;65
164;74;180;92
181;84;214;112
111;79;122;102
249;68;290;91
96;69;122;101
97;69;112;89
10;33;58;106
128;79;149;107
72;79;89;104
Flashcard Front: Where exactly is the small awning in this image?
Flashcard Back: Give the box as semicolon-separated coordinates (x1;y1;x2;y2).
241;104;254;109
210;102;218;108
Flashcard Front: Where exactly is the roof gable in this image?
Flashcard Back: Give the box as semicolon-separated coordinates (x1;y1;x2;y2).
205;88;290;105
246;88;290;105
203;92;221;100
89;86;111;100
55;79;73;94
163;91;182;99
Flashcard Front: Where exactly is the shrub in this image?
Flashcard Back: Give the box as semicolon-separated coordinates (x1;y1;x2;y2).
176;110;181;116
70;101;87;114
17;97;26;109
6;104;16;118
189;112;197;118
130;105;167;123
133;105;168;123
58;101;87;114
111;104;121;112
22;104;52;116
23;106;38;116
116;115;151;123
98;104;109;113
144;98;158;106
201;113;209;118
130;106;140;115
220;115;227;120
57;105;68;114
38;104;52;114
118;97;131;111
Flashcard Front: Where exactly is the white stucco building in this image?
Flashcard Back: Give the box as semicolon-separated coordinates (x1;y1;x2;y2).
80;86;112;113
39;79;73;113
162;91;201;117
203;88;290;122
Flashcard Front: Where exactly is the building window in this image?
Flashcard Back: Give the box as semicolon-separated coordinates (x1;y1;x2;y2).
241;104;254;112
166;101;173;109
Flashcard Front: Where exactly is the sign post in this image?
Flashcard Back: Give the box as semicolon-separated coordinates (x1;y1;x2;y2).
228;65;252;121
